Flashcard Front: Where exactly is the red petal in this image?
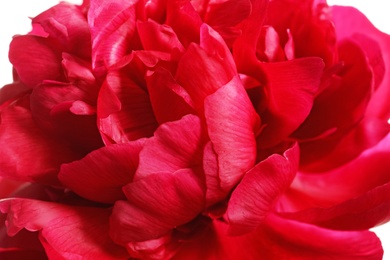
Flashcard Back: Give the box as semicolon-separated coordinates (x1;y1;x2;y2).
281;132;390;211
59;140;145;204
175;25;236;112
173;214;383;259
136;114;206;179
9;36;63;88
110;169;205;244
88;0;138;75
257;57;324;148
97;58;158;144
204;76;260;197
280;183;390;231
0;98;80;186
331;6;390;120
32;2;91;58
137;20;185;53
0;199;128;259
146;68;195;125
226;143;299;235
204;0;251;46
30;81;102;152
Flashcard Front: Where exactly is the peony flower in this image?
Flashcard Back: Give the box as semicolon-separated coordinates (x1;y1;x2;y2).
0;0;389;259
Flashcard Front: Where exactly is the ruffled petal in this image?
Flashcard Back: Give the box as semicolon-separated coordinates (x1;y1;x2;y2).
280;183;390;231
331;6;390;120
281;132;390;211
146;68;195;125
173;214;383;260
31;2;91;58
204;76;260;201
0;199;128;259
59;140;145;204
0;98;80;186
175;24;236;112
226;143;299;235
135;114;206;179
97;54;158;144
110;169;205;244
88;0;138;75
257;57;324;148
9;36;64;88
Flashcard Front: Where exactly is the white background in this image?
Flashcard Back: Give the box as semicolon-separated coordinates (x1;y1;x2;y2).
0;0;389;259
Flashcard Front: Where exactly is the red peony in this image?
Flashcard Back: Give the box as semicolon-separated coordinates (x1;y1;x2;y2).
0;0;389;259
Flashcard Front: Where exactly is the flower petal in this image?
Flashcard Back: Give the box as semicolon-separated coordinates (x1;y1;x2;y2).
226;143;299;235
257;57;324;148
9;36;64;88
331;6;390;120
204;76;260;199
173;214;383;259
110;169;205;244
88;0;138;75
135;114;206;179
32;2;91;58
0;98;80;186
59;140;145;204
0;199;128;259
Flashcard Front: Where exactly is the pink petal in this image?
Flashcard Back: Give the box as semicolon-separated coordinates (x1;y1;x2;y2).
9;35;64;88
0;199;128;259
282;132;390;211
135;114;206;179
173;214;383;259
0;98;80;186
31;2;91;58
110;169;205;244
166;1;202;47
204;76;260;198
30;81;102;152
59;140;145;204
146;68;195;125
257;57;324;148
226;143;299;235
137;20;185;53
175;25;236;112
331;6;390;120
88;0;138;76
97;56;158;144
233;0;269;75
280;183;390;231
204;0;252;46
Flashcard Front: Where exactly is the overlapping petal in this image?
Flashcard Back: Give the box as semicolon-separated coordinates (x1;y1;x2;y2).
0;199;129;259
59;140;145;204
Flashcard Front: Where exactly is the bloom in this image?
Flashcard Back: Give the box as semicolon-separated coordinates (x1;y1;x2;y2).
0;0;389;259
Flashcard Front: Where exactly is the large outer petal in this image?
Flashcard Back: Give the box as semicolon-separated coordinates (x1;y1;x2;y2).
0;98;80;186
280;183;390;231
204;76;260;203
59;140;145;204
331;6;390;121
280;132;390;211
88;0;138;75
9;36;64;88
257;57;324;148
110;169;205;246
226;143;299;235
31;2;91;58
0;199;128;259
135;114;206;179
173;214;383;260
175;24;237;112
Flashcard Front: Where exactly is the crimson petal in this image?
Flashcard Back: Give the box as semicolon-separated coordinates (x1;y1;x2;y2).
0;199;128;259
59;140;145;204
226;143;299;235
